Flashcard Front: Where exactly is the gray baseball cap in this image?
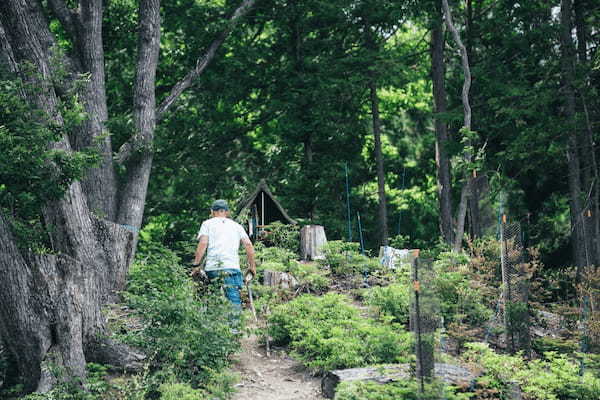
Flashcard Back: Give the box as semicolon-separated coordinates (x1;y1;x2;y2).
211;199;229;211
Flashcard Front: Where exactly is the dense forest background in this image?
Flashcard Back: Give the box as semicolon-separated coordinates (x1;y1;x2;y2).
135;0;600;270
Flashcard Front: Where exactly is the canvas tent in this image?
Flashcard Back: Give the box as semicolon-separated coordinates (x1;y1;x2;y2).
236;180;297;240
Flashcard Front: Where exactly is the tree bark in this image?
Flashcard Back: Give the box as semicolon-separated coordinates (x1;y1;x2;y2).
75;0;118;220
116;0;161;257
560;0;588;276
0;0;256;392
574;0;600;266
300;225;327;261
431;0;453;246
465;0;482;239
370;78;389;246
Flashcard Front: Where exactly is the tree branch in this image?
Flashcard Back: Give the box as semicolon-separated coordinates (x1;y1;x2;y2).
155;0;257;120
441;0;471;130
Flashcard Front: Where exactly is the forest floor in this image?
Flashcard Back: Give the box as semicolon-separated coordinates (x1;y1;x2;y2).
231;332;324;400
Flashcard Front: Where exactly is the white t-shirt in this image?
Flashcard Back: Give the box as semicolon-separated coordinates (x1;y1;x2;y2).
197;217;249;271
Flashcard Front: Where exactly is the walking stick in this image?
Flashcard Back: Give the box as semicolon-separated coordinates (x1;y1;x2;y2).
245;273;258;324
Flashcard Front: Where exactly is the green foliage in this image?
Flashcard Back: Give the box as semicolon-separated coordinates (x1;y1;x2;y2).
289;262;331;293
268;293;412;372
388;234;410;250
261;222;300;253
531;337;580;354
158;382;205;400
0;75;99;250
364;283;410;324
464;342;600;400
433;252;493;327
158;370;237;400
255;243;297;266
254;243;331;292
19;363;111;400
334;379;471;400
320;241;381;276
120;240;240;389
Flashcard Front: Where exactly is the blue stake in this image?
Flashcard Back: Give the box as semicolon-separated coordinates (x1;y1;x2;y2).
397;166;406;236
357;211;365;255
345;163;353;242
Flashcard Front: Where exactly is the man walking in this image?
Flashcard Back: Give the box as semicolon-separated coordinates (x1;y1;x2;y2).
191;199;256;317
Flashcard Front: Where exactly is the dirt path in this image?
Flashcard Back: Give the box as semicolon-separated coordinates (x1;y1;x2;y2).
231;333;325;400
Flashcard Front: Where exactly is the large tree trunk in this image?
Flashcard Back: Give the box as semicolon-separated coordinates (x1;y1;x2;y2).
0;0;256;392
560;0;588;276
574;0;600;267
431;0;453;246
370;78;389;246
465;0;482;239
0;215;139;392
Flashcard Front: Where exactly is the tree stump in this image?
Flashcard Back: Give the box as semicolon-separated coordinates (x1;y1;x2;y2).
300;225;327;261
263;270;298;289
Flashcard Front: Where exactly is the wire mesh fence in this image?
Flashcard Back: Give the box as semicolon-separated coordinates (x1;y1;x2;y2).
410;258;440;393
500;221;531;355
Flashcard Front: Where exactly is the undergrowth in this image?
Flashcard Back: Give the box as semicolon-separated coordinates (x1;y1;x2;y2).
268;293;412;372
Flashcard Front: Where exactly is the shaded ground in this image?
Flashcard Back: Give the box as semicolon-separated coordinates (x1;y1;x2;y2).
231;333;324;400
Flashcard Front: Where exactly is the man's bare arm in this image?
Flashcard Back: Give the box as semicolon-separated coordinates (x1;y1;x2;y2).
191;235;208;276
242;237;256;276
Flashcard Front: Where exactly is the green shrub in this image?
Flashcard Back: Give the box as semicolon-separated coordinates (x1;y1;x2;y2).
158;369;236;400
463;342;600;400
159;382;205;400
121;243;239;389
289;262;331;293
19;363;111;400
257;260;288;273
261;221;300;253
364;283;410;324
268;293;412;372
433;253;493;326
334;379;471;400
256;245;331;292
255;243;297;266
320;241;380;276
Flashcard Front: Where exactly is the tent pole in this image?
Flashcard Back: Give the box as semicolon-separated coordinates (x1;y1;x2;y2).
357;211;365;255
345;163;353;242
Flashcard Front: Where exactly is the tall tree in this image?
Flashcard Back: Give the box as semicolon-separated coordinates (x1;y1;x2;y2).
441;0;473;252
559;0;588;277
0;0;255;392
370;74;389;246
465;0;483;240
431;0;453;246
574;0;600;266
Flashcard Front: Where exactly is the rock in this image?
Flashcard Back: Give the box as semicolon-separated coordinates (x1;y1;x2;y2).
321;363;477;398
532;310;566;338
